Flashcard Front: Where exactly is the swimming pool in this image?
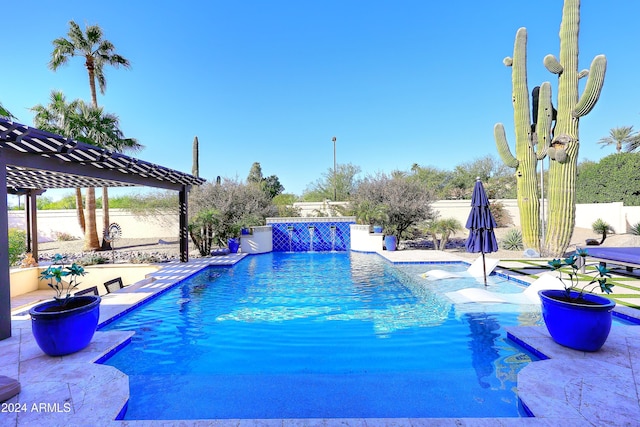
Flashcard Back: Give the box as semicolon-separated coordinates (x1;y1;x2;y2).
102;252;541;420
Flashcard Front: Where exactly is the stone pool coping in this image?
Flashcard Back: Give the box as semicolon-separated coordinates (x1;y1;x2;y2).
2;250;639;426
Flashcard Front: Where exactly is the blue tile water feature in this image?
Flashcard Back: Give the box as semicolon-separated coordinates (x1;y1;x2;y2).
269;219;354;252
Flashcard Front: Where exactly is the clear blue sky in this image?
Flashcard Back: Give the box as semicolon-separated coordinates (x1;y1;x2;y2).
3;0;639;198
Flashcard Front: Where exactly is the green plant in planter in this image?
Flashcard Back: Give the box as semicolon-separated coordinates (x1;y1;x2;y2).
547;249;614;301
39;254;87;306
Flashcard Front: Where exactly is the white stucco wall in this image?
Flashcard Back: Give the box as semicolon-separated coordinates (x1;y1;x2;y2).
240;226;273;254
8;209;178;242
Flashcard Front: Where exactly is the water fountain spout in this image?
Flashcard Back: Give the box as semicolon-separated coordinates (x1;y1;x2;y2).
308;226;315;252
287;226;294;252
330;225;337;252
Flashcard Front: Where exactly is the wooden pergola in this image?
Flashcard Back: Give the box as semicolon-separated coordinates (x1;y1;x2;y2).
0;117;206;340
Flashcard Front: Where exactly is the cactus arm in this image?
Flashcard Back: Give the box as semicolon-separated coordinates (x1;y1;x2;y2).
578;69;589;79
494;124;520;168
573;55;607;117
535;82;553;160
544;54;564;74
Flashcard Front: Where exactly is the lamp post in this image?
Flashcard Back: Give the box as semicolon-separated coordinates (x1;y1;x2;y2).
332;136;337;201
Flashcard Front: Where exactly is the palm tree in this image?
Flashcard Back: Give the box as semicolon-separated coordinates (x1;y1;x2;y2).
49;20;131;250
624;133;640;153
32;91;86;232
32;92;141;250
597;126;636;153
0;101;16;119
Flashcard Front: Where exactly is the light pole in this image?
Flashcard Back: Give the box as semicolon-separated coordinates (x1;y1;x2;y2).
332;136;337;201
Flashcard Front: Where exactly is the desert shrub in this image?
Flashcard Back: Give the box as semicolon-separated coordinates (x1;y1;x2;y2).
8;228;26;266
630;222;640;236
501;229;523;250
55;231;77;241
490;201;513;227
76;253;108;266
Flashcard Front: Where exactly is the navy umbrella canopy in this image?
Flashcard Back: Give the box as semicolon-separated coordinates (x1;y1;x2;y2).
465;178;499;285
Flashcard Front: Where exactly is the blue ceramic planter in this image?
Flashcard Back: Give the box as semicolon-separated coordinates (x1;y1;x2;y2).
384;235;397;251
228;238;240;253
372;225;383;233
29;296;101;357
539;289;615;352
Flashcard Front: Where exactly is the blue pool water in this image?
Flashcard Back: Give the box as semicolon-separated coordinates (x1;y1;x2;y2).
102;252;542;420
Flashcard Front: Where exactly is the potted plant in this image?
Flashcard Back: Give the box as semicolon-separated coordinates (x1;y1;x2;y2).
29;254;101;357
538;249;615;352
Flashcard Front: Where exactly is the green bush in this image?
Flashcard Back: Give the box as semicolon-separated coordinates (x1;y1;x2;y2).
8;228;27;266
630;222;640;236
500;229;523;251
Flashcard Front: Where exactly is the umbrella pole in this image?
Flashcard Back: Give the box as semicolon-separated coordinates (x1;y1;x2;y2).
482;251;487;286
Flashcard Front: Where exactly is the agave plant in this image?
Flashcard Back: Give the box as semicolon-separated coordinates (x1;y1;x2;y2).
500;229;523;251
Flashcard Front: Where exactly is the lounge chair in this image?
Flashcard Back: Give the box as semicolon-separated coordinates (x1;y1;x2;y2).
444;273;565;305
75;285;100;296
421;256;500;280
104;277;124;293
579;247;640;272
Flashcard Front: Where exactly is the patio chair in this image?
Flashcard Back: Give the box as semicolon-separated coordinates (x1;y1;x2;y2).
104;277;124;293
75;286;99;296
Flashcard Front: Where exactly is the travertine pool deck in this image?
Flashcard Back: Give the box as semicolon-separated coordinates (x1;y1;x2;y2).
2;250;639;426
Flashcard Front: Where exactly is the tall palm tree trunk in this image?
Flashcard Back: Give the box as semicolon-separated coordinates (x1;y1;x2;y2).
75;188;85;232
83;187;100;251
101;186;111;250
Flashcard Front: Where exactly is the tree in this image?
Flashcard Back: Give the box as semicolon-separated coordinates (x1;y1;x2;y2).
246;162;283;199
189;178;278;254
575;153;640;206
272;193;301;217
409;165;451;199
597;126;636;153
302;163;361;201
49;20;131;250
32;92;141;250
0;101;16;119
247;162;264;184
262;175;284;199
351;172;433;241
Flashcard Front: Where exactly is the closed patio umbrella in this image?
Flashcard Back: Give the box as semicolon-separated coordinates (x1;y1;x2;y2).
465;177;499;285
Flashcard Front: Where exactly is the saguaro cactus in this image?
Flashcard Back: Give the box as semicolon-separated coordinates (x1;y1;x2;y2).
192;136;199;178
544;0;606;256
495;0;605;256
494;28;553;252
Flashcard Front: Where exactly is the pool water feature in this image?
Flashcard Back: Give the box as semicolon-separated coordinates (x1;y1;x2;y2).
102;252;541;420
268;218;353;251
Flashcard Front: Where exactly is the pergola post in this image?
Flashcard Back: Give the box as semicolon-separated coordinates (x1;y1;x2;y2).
179;185;189;262
29;190;41;261
0;158;11;339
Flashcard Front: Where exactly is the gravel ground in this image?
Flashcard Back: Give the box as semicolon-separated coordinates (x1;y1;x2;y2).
37;237;190;264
